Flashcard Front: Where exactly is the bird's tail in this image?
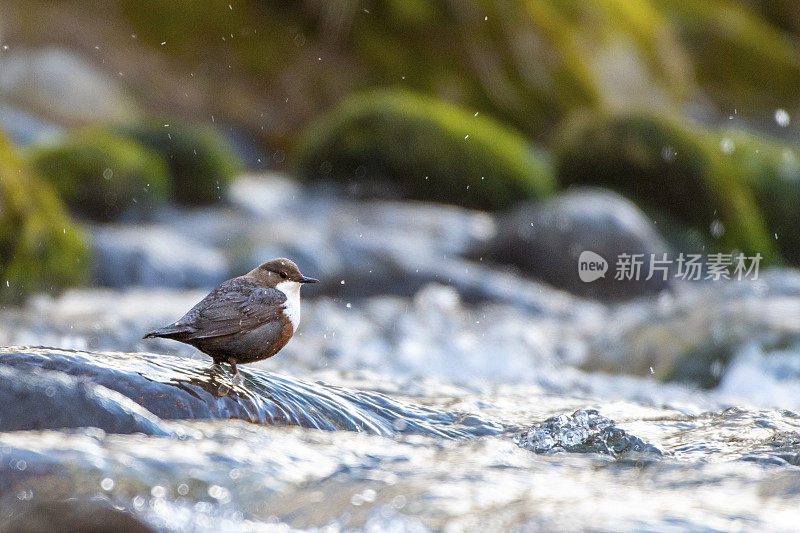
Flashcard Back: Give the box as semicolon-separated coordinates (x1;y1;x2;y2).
143;323;194;340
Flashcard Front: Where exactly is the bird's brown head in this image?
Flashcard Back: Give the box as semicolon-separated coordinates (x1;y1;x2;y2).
247;258;319;288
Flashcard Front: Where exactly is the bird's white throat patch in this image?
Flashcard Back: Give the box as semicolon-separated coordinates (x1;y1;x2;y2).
275;280;302;329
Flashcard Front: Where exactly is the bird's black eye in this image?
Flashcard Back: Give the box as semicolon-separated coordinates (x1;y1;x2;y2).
280;272;287;279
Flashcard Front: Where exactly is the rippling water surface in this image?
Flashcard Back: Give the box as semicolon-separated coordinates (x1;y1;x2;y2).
2;273;800;531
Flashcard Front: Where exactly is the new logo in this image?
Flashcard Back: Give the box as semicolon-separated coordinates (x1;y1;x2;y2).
578;251;608;282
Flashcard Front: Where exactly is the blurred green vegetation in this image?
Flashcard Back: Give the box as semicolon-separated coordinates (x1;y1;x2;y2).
659;0;800;112
30;129;170;222
2;0;800;269
0;132;88;302
555;112;800;262
294;89;554;209
114;123;243;205
722;130;800;263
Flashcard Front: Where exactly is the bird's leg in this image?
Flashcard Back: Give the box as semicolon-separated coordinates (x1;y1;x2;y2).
228;357;243;385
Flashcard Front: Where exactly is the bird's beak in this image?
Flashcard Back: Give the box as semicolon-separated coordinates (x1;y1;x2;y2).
300;276;319;284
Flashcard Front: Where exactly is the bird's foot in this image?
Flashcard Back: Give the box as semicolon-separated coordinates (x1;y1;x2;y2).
228;358;243;386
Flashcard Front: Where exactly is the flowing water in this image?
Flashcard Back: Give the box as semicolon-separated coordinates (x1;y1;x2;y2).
2;271;800;531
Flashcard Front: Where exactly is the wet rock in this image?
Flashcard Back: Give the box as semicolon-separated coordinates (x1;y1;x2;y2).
89;225;229;288
0;347;506;439
514;409;662;457
0;47;137;125
0;364;168;435
479;188;671;301
0;500;155;533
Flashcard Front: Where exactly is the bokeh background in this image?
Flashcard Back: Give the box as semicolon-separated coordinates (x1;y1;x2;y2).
5;3;800;531
1;0;800;303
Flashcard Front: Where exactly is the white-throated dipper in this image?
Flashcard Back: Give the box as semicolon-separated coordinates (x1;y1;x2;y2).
144;258;318;375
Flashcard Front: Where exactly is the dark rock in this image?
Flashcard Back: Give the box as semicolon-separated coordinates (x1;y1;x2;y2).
0;500;155;533
0;364;167;435
477;188;671;301
0;347;505;439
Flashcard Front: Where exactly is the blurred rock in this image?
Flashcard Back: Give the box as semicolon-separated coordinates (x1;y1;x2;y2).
0;364;168;435
555;112;781;263
0;47;138;125
476;188;671;301
222;174;505;300
31;128;170;222
584;269;800;390
0;101;62;145
293;89;555;210
90;225;229;288
0;500;155;533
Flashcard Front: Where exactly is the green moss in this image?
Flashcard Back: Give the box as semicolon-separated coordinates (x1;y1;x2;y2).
555;112;779;261
30;129;170;222
115;122;242;205
721;130;800;263
293;89;556;210
657;0;800;112
0;132;88;302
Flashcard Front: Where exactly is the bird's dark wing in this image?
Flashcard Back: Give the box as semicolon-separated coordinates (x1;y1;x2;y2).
155;277;287;340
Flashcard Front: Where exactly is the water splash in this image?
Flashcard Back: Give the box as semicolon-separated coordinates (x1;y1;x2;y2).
514;409;662;457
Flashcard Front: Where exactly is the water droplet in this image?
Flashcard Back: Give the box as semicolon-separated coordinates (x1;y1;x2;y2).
775;109;791;127
720;138;735;155
102;168;113;180
101;478;114;491
710;219;725;238
151;485;166;498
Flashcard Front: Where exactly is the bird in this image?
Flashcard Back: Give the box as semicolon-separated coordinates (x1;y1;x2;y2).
143;258;318;376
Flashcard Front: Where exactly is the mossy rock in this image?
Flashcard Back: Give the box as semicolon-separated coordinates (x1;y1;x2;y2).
554;112;779;261
721;130;800;263
0;132;88;302
30;129;170;222
293;89;556;210
115;122;242;205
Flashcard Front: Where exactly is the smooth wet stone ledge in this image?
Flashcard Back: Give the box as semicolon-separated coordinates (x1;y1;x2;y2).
0;346;507;439
0;347;665;459
0;364;168;436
